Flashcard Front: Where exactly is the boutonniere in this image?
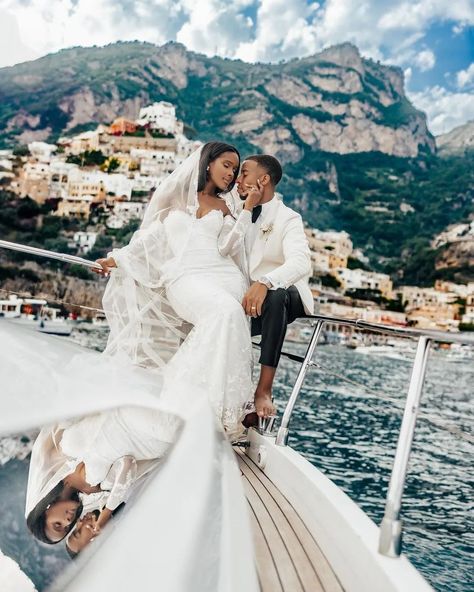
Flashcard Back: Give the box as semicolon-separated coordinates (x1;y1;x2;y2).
260;222;273;238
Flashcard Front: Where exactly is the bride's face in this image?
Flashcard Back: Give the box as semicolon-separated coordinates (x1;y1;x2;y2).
44;499;81;542
209;151;239;191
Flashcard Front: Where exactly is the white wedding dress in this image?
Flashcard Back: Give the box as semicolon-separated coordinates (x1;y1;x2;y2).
161;208;253;439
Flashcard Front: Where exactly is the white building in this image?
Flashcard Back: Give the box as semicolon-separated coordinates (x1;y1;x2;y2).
69;131;100;155
130;148;177;177
137;102;178;135
397;286;457;311
306;229;353;259
335;268;393;299
310;250;330;273
434;280;471;299
102;173;134;200
18;162;51;203
106;201;146;229
49;161;79;198
319;301;406;326
0;157;13;171
131;174;163;193
176;137;202;159
28;141;57;163
71;231;98;254
462;286;474;324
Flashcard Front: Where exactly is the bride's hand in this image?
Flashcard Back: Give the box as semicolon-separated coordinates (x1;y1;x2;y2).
93;256;117;276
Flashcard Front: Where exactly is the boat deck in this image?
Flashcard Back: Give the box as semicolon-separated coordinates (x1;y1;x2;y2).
235;447;344;592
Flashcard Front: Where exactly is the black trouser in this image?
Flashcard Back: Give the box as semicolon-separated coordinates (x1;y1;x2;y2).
251;285;306;368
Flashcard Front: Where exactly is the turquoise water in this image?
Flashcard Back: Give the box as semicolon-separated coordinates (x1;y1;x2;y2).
0;330;472;590
273;343;473;592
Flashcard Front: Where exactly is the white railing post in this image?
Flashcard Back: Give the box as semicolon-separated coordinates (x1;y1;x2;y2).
378;336;431;557
275;320;324;446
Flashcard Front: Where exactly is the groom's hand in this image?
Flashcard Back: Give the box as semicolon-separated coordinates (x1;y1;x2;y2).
242;282;268;317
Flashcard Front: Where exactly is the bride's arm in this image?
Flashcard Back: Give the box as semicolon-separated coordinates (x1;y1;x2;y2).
101;455;138;512
100;219;168;288
218;209;252;257
218;187;263;257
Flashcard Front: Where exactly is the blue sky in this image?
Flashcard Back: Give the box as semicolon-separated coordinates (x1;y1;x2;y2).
0;0;473;135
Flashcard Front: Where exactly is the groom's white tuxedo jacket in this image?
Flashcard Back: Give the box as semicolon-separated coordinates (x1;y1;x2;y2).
243;195;314;315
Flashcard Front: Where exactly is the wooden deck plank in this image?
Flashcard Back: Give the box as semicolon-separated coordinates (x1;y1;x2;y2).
235;448;344;592
241;469;305;592
239;456;324;592
243;475;284;592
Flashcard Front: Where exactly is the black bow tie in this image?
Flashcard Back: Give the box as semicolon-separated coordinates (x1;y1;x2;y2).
251;205;262;223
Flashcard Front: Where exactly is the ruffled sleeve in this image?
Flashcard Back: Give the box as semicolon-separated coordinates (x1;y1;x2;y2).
218;209;252;257
100;455;138;511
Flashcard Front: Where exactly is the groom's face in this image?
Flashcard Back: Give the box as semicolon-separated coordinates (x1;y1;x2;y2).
236;160;261;200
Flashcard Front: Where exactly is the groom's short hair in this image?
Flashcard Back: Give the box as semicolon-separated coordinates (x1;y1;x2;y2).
246;155;282;187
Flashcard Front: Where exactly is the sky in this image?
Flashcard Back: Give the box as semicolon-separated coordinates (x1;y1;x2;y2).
0;0;473;136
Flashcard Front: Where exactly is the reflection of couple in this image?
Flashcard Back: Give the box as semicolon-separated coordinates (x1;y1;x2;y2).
25;142;313;563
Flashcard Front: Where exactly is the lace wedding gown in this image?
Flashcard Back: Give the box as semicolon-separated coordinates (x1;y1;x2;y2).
160;207;253;440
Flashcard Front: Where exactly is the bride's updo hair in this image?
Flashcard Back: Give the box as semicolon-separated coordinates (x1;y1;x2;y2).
198;141;240;194
26;481;83;544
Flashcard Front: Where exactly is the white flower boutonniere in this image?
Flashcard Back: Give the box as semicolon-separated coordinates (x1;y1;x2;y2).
260;222;273;239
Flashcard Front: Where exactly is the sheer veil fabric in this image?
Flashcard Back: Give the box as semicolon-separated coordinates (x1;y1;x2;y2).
103;146;244;369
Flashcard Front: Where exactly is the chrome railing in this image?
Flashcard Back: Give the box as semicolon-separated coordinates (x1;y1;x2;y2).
272;315;473;558
0;239;102;270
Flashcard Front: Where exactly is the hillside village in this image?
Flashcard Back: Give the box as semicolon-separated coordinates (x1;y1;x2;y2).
0;100;473;332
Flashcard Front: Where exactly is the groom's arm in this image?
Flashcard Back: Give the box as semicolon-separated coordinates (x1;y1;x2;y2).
264;214;312;289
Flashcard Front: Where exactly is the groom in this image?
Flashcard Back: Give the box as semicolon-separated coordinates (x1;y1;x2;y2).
236;155;314;422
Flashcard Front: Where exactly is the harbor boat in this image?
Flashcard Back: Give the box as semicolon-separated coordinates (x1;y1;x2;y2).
0;295;73;336
352;340;416;362
0;294;48;318
445;343;474;362
36;316;72;336
1;240;472;591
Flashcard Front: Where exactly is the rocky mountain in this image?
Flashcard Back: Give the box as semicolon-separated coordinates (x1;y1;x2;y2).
0;41;472;285
436;120;474;156
0;41;434;159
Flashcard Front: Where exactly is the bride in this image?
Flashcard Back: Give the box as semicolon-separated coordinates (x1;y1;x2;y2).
95;141;258;438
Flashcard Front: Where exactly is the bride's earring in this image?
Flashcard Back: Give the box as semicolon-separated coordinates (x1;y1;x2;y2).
46;504;51;510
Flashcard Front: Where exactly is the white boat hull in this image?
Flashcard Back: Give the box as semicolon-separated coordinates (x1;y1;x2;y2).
246;429;433;592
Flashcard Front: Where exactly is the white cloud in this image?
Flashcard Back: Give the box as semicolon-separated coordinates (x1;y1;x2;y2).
413;49;435;71
176;0;254;57
2;0;186;67
387;46;436;72
0;9;39;67
456;63;474;89
235;0;322;62
379;0;474;31
409;86;474;135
